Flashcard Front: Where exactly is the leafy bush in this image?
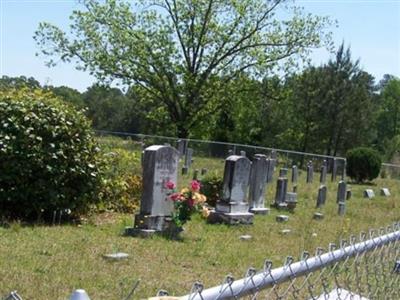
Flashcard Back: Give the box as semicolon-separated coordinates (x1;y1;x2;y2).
0;88;103;220
97;148;142;213
346;147;382;183
201;172;223;207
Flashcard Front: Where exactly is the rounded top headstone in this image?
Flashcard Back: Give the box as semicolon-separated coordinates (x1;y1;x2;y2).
70;289;91;300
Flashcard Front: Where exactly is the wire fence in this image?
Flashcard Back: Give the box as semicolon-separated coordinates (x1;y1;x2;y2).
94;130;347;182
172;222;400;300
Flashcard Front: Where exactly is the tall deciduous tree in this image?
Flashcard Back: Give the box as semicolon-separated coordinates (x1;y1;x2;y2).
34;0;333;137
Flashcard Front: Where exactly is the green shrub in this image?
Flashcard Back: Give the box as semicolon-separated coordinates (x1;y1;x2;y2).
0;88;103;220
97;148;142;213
201;172;223;207
346;147;382;183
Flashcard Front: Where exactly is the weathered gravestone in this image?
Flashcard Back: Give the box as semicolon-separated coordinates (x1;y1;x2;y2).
364;189;375;199
306;162;314;183
337;180;347;203
209;155;254;224
240;150;246;157
380;188;391;197
285;192;298;209
201;168;208;176
291;165;298;183
338;201;346;216
346;189;352;200
266;158;276;183
181;166;188;175
176;139;187;157
331;158;338;181
279;168;288;177
274;177;288;207
193;169;199;180
184;148;193;169
248;154;270;214
125;145;179;236
316;185;327;208
320;164;327;184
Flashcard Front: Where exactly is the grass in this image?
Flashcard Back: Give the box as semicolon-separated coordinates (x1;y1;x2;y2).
1;173;399;299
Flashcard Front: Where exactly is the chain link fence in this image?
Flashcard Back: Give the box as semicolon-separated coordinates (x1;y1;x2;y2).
94;130;347;182
174;222;400;300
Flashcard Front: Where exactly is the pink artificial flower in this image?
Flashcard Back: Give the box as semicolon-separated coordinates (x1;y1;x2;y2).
170;193;181;202
165;180;176;190
187;198;194;208
191;180;201;192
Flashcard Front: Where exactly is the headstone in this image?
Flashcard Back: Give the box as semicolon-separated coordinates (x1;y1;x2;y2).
228;149;234;156
184;148;193;169
276;215;289;222
193;169;199;180
337;180;347;203
380;188;391;197
209;155;254;224
320;165;327;184
176;139;187;157
338;201;346;216
331;158;337;181
270;150;277;159
292;185;298;193
103;252;129;261
291;165;298;183
248;154;270;214
201;168;208;176
181;166;188;175
240;150;246;157
266;158;276;183
70;289;91;300
279;168;288;177
306;162;314;183
313;212;324;220
364;189;375;199
274;178;288;205
285;192;298;209
125;145;179;236
346;189;352;200
316;185;327;208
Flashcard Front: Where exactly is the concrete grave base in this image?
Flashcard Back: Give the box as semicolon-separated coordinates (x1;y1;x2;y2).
216;201;250;213
125;214;179;237
208;210;254;225
249;207;270;215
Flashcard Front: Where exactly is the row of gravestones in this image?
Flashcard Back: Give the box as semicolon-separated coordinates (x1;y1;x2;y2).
125;145;351;236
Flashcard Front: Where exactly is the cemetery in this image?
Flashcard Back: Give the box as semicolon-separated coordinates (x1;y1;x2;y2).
1;135;399;299
1;0;400;298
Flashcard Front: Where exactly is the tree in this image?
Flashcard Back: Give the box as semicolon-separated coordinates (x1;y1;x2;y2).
34;0;333;138
49;85;85;108
0;75;40;90
377;77;400;141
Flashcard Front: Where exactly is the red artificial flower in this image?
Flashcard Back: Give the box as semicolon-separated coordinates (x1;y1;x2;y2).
191;180;201;192
165;180;176;190
170;193;181;202
187;198;194;208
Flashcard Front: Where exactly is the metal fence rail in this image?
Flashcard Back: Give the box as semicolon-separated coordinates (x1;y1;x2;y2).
177;223;400;300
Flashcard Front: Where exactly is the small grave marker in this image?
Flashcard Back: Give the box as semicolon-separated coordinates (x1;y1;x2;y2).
316;185;327;208
313;212;324;220
364;189;375;199
276;215;289;222
380;188;391;197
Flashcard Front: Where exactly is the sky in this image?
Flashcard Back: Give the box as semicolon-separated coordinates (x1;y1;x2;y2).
0;0;399;92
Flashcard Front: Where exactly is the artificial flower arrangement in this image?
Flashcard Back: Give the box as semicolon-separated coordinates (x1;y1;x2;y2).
165;180;209;227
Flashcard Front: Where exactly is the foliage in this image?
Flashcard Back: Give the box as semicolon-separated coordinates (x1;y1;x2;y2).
166;180;207;227
346;147;382;183
49;85;85;108
97;149;142;213
0;75;41;90
0;88;103;220
200;172;223;207
35;0;333;138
